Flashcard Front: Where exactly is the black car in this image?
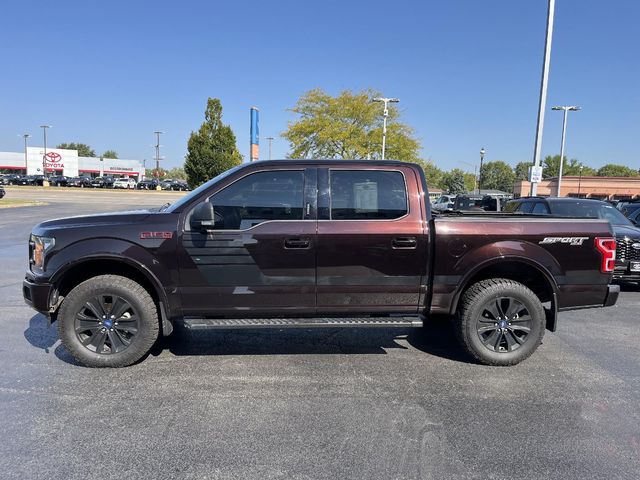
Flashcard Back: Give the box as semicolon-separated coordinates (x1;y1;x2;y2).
17;175;37;186
49;175;69;187
169;180;189;191
0;175;11;185
68;176;92;187
0;185;5;198
90;176;115;188
619;201;640;218
453;194;501;212
137;179;160;190
506;197;640;281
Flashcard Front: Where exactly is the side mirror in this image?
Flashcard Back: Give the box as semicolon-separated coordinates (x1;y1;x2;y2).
190;201;215;231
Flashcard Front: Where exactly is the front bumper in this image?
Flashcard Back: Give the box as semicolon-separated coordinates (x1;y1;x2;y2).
23;275;54;315
603;284;620;307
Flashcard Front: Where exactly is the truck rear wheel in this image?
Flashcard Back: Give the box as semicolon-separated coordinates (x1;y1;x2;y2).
58;275;159;367
456;278;545;366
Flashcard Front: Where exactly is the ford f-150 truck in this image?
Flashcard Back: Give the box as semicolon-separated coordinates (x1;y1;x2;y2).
23;160;620;367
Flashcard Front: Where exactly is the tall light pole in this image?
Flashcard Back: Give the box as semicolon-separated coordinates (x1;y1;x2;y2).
21;134;31;172
578;165;583;197
265;137;274;160
40;125;51;178
153;131;164;173
552;105;580;197
530;0;556;196
479;147;486;191
372;97;399;160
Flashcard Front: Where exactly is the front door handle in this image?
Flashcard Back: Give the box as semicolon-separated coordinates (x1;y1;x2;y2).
284;237;311;249
392;237;417;249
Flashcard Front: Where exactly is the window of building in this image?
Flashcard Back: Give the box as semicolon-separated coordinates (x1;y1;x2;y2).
329;170;407;220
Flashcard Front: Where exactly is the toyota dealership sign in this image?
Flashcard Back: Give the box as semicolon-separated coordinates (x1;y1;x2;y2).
26;147;79;177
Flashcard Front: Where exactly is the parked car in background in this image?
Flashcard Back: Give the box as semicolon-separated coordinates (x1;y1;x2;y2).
619;201;640;219
159;179;174;190
0;174;11;185
452;194;501;212
90;176;115;188
169;180;189;191
137;179;160;190
49;175;69;187
17;175;43;186
626;208;640;227
432;194;456;211
0;185;5;198
4;174;24;185
68;176;92;188
505;197;640;282
113;177;137;189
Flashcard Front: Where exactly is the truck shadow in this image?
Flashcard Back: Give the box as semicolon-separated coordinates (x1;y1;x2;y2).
24;313;472;365
161;317;470;363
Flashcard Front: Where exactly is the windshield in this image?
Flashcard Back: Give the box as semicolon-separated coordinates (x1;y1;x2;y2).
550;201;633;226
165;164;245;213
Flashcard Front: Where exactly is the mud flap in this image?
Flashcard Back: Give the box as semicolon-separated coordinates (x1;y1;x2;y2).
545;292;558;332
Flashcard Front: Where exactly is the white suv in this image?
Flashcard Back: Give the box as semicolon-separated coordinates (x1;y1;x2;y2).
113;178;137;189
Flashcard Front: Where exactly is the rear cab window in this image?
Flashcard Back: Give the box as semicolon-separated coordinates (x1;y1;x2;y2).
329;170;408;220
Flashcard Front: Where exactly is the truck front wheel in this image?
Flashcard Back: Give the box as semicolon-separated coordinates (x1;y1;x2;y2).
456;278;545;366
57;275;159;367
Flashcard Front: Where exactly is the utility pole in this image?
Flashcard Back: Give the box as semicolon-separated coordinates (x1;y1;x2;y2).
21;133;31;173
40;125;51;178
479;147;486;191
530;0;556;196
552;105;581;197
265;137;274;160
578;165;583;197
372;97;399;160
154;131;164;173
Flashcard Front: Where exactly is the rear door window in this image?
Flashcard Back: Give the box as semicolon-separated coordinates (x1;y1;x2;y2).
329;170;407;220
518;202;535;214
531;202;550;214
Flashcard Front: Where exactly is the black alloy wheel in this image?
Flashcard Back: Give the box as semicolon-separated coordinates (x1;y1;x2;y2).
475;296;532;353
74;295;139;354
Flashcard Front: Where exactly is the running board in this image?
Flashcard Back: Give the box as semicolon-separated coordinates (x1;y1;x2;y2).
183;316;424;330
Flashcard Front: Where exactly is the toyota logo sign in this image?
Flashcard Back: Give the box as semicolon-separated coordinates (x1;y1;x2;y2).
44;151;64;169
45;152;61;161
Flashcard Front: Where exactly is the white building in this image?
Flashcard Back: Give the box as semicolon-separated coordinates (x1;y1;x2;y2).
0;147;144;179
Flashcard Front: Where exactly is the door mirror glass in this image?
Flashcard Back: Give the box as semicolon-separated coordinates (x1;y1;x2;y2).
190;201;215;231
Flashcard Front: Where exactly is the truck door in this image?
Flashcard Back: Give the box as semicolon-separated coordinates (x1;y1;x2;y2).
178;168;317;316
316;166;428;314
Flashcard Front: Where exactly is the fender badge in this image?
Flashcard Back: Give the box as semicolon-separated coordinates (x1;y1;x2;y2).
140;231;173;239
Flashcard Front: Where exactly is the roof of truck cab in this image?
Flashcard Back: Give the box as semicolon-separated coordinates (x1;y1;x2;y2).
243;159;417;167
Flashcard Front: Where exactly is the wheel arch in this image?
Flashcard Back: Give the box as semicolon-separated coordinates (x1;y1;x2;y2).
51;256;173;335
450;257;559;330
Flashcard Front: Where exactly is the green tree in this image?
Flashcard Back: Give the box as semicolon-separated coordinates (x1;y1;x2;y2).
167;166;186;180
184;98;243;188
413;159;444;189
463;172;477;192
442;168;467;194
480;160;516;192
102;150;118;159
57;142;96;157
514;161;531;181
283;88;421;161
542;155;595;178
596;163;639;177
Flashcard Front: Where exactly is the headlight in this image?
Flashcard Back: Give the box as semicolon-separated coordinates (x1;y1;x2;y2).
30;235;55;272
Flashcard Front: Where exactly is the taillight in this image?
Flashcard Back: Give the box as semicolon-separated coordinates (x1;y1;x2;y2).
595;237;616;273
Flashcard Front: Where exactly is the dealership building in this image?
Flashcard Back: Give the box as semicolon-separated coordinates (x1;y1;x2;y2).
0;147;145;179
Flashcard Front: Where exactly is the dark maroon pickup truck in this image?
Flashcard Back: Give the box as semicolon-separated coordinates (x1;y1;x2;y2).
23;160;619;367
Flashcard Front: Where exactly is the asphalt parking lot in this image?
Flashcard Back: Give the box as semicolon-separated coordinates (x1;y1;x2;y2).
1;187;639;480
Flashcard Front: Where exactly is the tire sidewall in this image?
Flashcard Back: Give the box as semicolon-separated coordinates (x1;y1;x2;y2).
462;282;545;365
58;278;157;367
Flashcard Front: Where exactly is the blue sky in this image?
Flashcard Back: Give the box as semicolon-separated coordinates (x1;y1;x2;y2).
1;0;638;172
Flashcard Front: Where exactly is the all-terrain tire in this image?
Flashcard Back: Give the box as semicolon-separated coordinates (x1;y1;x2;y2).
456;278;545;366
58;274;159;367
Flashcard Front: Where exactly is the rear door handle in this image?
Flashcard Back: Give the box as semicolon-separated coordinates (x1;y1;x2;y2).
284;237;311;249
392;237;417;249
